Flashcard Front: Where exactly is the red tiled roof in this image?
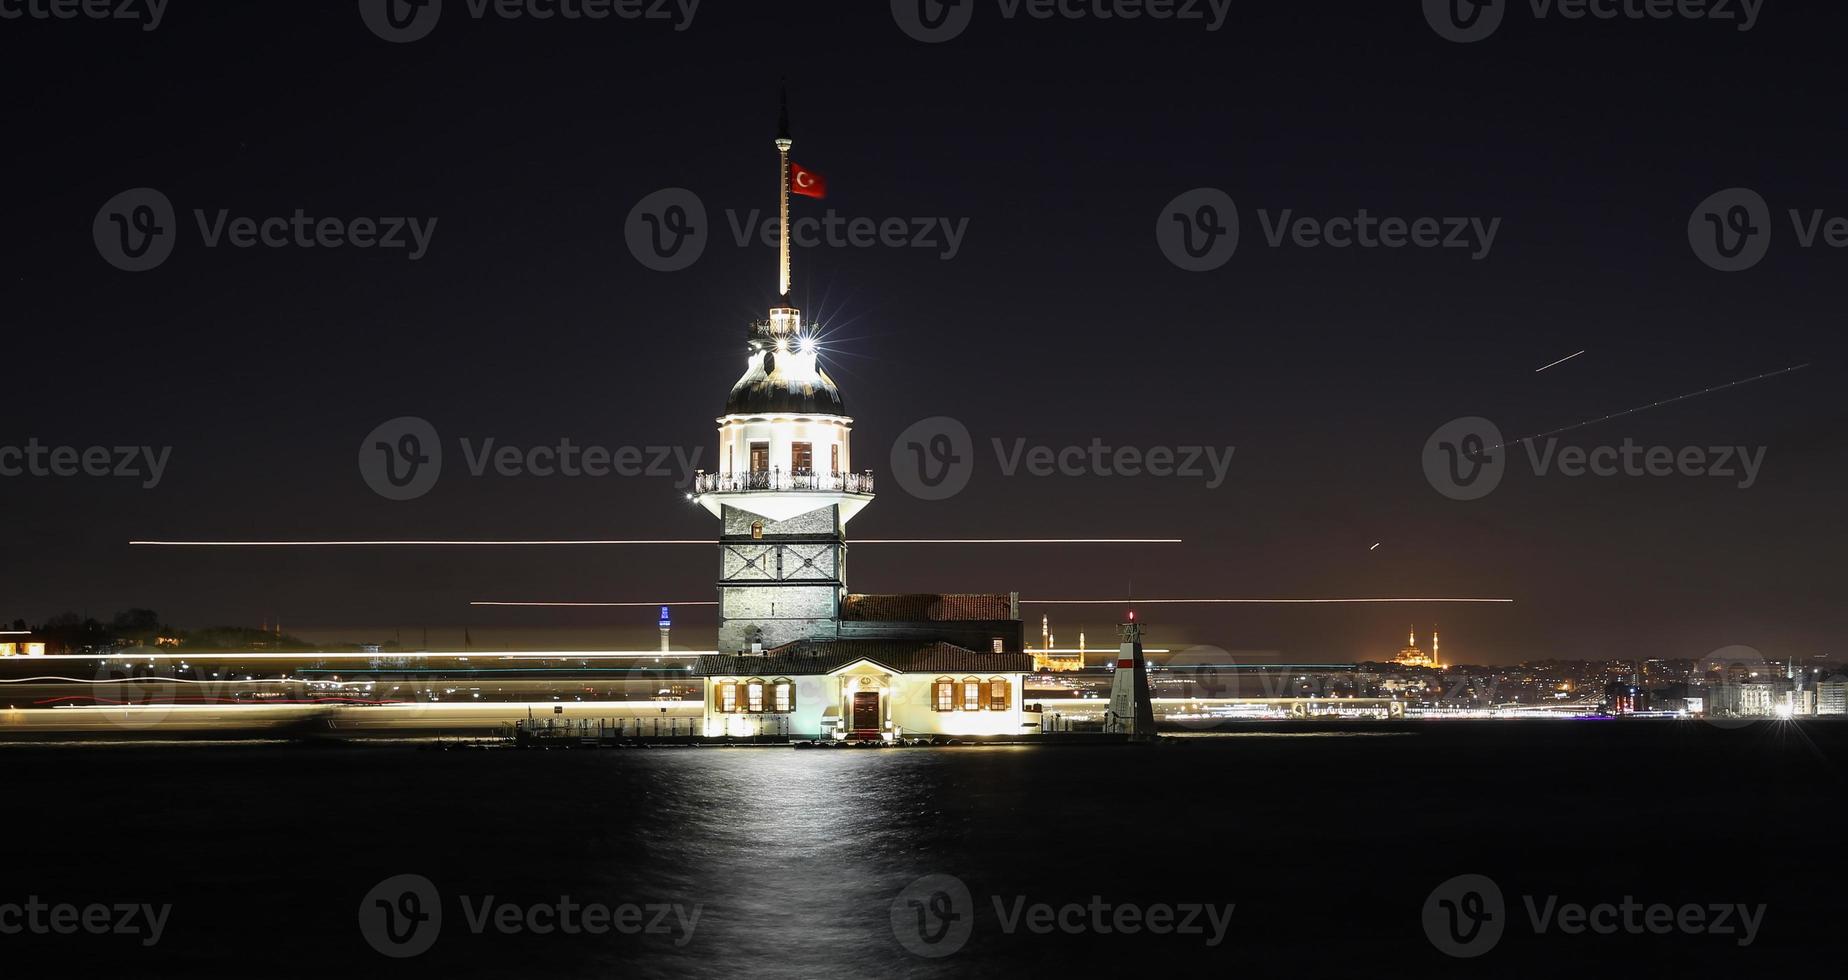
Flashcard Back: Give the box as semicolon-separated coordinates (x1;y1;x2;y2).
694;640;1032;677
840;593;1014;622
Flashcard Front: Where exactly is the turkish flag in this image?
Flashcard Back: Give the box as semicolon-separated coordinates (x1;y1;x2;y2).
790;163;827;198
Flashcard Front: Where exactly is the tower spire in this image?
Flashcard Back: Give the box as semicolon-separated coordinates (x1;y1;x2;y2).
775;81;793;299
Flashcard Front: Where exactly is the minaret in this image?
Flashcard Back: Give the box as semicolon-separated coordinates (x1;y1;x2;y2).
690;90;874;654
1431;626;1439;668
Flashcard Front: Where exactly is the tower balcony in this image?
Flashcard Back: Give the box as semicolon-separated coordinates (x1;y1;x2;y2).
694;469;874;495
691;469;875;524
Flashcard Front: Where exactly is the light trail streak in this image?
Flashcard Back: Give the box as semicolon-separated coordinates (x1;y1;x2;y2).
0;676;302;684
129;538;1181;547
1492;362;1811;451
3;651;711;661
471;598;1513;607
1535;350;1586;372
1024;598;1513;604
472;601;718;608
32;696;404;707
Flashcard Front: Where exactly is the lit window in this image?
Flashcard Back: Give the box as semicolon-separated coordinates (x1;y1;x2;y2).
774;680;793;712
720;682;737;713
747;680;765;713
962;678;981;711
988;677;1009;711
934;678;954;711
791;442;813;475
751;521;764;540
991;637;1004;653
830;444;839;475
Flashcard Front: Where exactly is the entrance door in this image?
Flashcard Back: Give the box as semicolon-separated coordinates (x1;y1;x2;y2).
851;690;880;733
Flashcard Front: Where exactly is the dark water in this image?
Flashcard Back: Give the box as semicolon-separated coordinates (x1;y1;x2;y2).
4;722;1841;978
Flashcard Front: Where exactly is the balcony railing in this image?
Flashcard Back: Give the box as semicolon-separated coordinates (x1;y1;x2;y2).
693;470;875;495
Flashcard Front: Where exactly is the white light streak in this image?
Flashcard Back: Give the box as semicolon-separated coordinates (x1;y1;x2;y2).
1535;350;1586;373
6;651;711;661
1024;598;1514;605
131;538;1182;547
472;601;718;608
471;598;1512;607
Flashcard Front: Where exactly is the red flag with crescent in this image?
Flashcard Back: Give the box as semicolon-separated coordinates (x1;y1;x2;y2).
790;163;826;199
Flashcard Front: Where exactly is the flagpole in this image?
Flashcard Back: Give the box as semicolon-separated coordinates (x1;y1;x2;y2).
776;84;791;299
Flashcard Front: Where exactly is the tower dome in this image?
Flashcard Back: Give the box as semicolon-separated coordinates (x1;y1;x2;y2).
724;305;847;416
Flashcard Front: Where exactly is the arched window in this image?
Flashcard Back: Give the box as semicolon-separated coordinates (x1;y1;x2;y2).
988;677;1010;711
751;520;764;540
933;677;955;712
719;681;738;713
772;678;794;713
746;678;766;713
962;677;982;712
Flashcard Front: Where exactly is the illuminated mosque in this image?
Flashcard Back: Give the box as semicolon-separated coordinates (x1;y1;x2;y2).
1393;626;1443;669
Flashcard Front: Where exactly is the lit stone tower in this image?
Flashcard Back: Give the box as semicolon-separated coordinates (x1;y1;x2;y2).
691;92;874;654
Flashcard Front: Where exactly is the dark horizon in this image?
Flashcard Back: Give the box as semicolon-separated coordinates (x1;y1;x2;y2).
5;2;1844;666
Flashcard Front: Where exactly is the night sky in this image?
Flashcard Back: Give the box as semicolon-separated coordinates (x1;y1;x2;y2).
3;1;1842;663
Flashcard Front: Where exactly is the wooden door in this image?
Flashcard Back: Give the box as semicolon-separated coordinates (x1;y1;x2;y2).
852;690;880;731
